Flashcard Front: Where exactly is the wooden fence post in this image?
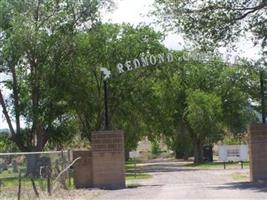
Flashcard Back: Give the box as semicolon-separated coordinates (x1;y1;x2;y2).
47;167;51;196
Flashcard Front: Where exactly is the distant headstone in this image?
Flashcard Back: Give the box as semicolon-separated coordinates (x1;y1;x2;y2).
129;151;139;159
37;157;51;178
12;160;18;173
0;162;7;171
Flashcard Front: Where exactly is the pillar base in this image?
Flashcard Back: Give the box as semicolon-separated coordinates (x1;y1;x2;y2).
91;130;125;189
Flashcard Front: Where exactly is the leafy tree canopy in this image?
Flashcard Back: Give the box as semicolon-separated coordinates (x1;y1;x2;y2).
153;0;267;50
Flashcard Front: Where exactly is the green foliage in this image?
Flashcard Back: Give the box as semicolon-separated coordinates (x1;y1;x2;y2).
66;23;166;150
0;0;261;163
223;133;247;145
153;0;267;49
149;52;258;162
151;141;161;155
0;0;115;151
0;0;166;152
0;132;18;152
185;90;223;142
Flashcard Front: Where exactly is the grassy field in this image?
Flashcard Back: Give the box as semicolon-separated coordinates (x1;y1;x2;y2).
0;160;152;191
230;172;249;181
184;161;250;182
185;161;249;170
125;160;153;181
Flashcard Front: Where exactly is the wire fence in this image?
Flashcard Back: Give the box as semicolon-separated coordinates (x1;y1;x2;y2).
0;150;73;199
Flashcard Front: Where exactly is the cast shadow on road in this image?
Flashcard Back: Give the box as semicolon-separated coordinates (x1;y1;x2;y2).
134;163;199;173
212;182;267;193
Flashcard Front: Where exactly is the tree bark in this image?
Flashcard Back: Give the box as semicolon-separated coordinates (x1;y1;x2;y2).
10;64;21;135
125;149;130;161
175;149;184;159
193;139;203;164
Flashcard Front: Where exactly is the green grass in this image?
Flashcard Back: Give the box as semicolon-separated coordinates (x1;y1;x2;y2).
126;173;152;180
0;160;152;190
185;161;249;170
0;169;21;188
125;160;153;180
0;170;44;188
0;166;61;190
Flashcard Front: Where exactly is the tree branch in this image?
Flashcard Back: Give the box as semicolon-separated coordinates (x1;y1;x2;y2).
234;4;266;21
0;88;16;135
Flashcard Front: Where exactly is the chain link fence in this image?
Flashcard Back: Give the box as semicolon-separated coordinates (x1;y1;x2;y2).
0;150;73;199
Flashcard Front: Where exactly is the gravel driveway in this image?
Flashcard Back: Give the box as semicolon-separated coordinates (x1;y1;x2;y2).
94;159;267;200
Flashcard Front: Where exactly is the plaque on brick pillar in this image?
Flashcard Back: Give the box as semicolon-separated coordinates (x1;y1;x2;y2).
91;130;125;189
73;150;93;188
249;123;267;182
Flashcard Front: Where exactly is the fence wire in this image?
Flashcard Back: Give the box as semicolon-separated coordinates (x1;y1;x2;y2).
0;150;73;199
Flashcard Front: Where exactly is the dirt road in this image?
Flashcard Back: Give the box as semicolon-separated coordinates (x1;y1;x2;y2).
94;160;267;200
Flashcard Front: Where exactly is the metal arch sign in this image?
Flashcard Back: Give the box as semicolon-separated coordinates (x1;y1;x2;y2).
100;52;174;79
100;51;174;130
116;52;174;74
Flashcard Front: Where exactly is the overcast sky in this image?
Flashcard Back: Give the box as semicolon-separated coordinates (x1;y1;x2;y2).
0;0;261;129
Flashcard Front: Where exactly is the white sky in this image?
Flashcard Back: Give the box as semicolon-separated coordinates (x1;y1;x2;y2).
0;0;262;129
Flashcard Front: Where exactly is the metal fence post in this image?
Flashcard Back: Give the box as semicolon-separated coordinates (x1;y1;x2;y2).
17;170;21;200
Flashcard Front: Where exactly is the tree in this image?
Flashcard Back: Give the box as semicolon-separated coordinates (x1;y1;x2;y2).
185;90;223;163
1;0;167;168
151;52;257;163
153;0;267;50
67;23;167;152
0;0;113;176
0;131;18;153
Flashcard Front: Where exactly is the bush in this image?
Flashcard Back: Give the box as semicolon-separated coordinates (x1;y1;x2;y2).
151;142;161;155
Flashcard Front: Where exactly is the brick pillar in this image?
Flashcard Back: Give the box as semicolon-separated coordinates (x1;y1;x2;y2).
249;123;267;182
72;150;93;188
91;130;125;189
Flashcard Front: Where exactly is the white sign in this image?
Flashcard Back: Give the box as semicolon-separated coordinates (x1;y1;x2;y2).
116;52;174;74
129;151;139;158
219;145;248;162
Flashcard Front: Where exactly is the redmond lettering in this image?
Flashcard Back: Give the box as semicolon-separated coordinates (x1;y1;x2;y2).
116;53;174;74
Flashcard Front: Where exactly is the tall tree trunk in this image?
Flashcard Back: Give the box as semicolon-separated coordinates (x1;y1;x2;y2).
193;139;203;164
125;149;130;161
174;149;184;159
10;64;21;135
183;151;189;161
